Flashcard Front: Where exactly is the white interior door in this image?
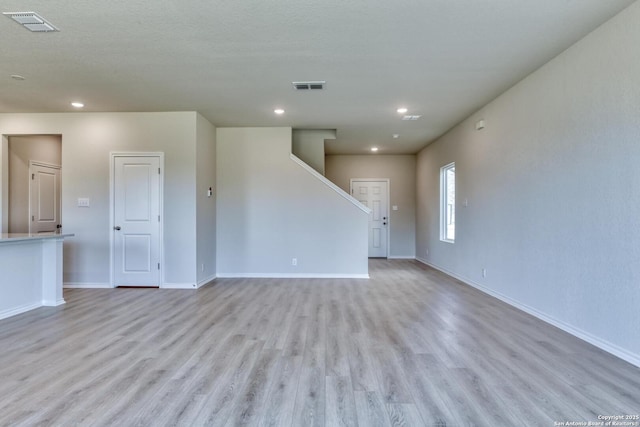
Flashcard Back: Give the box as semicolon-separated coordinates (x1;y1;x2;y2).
29;163;61;234
351;180;388;258
113;156;161;287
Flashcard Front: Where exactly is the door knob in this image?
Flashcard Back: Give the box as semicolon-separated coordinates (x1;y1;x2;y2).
114;226;121;230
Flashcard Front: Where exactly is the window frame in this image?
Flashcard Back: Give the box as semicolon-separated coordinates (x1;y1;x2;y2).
440;162;456;243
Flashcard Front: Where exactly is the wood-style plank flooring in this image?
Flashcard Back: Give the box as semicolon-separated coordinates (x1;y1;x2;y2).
1;259;639;426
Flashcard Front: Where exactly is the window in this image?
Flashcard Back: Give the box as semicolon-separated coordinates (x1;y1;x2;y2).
440;162;455;242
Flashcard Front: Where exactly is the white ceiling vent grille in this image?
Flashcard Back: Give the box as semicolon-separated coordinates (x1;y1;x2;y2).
3;12;59;32
401;115;422;121
292;81;326;90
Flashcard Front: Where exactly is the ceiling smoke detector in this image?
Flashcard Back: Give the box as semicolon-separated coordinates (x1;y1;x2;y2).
3;12;59;32
292;81;326;90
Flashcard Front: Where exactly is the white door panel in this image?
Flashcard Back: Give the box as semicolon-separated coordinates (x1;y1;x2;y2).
352;180;388;258
123;234;152;271
30;163;61;234
113;156;160;287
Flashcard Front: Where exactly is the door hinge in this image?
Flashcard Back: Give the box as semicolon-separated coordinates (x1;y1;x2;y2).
32;173;35;180
157;263;160;270
32;215;35;222
158;168;160;174
158;215;160;222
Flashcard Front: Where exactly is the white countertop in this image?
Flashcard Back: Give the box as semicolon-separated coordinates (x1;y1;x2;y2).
0;232;74;243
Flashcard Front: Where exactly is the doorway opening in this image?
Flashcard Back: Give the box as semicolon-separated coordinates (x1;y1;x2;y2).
1;135;62;234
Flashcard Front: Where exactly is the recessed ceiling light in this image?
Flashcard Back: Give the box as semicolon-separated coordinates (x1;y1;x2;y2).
71;102;84;108
397;107;408;114
10;75;25;81
371;147;379;152
274;108;285;115
392;134;399;139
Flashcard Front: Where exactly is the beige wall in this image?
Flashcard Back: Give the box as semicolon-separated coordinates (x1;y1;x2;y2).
217;127;369;276
416;1;640;365
195;113;217;284
292;129;336;175
8;135;62;233
0;112;206;287
325;154;416;258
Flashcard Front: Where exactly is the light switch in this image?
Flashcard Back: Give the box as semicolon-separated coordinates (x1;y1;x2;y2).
392;205;398;211
77;198;90;207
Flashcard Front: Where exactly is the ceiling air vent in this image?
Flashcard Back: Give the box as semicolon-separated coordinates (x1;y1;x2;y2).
3;12;59;32
292;81;326;90
401;115;422;121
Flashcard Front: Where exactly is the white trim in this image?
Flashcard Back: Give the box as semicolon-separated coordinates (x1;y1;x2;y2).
350;178;391;258
0;302;42;320
216;273;369;279
109;152;164;289
42;298;66;307
290;154;371;214
162;282;198;289
197;275;216;289
387;256;415;260
64;282;111;289
415;257;640;368
29;160;61;169
1;135;8;233
439;162;455;243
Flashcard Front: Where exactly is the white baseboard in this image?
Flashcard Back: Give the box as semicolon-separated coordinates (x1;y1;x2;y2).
415;257;640;368
0;302;42;320
65;280;215;290
387;256;416;260
42;298;66;307
197;275;216;289
216;273;370;279
64;282;111;289
162;283;198;289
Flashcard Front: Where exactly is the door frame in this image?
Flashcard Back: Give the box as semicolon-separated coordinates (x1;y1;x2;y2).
350;178;390;258
28;160;61;234
109;152;164;289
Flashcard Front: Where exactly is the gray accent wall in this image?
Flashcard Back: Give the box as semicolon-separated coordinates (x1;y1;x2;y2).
326;154;416;258
216;127;369;277
416;2;640;365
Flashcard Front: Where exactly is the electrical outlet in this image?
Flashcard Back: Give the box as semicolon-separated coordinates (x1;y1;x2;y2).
292;258;297;266
425;249;429;256
482;268;487;278
201;263;205;272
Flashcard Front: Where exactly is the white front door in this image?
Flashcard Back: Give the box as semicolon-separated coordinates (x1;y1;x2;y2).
113;156;161;287
351;180;388;258
29;163;61;234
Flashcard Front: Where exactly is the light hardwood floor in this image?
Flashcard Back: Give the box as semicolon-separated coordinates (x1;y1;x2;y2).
1;259;638;426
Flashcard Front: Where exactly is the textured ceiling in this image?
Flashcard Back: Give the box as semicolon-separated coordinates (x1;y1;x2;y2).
0;0;635;154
